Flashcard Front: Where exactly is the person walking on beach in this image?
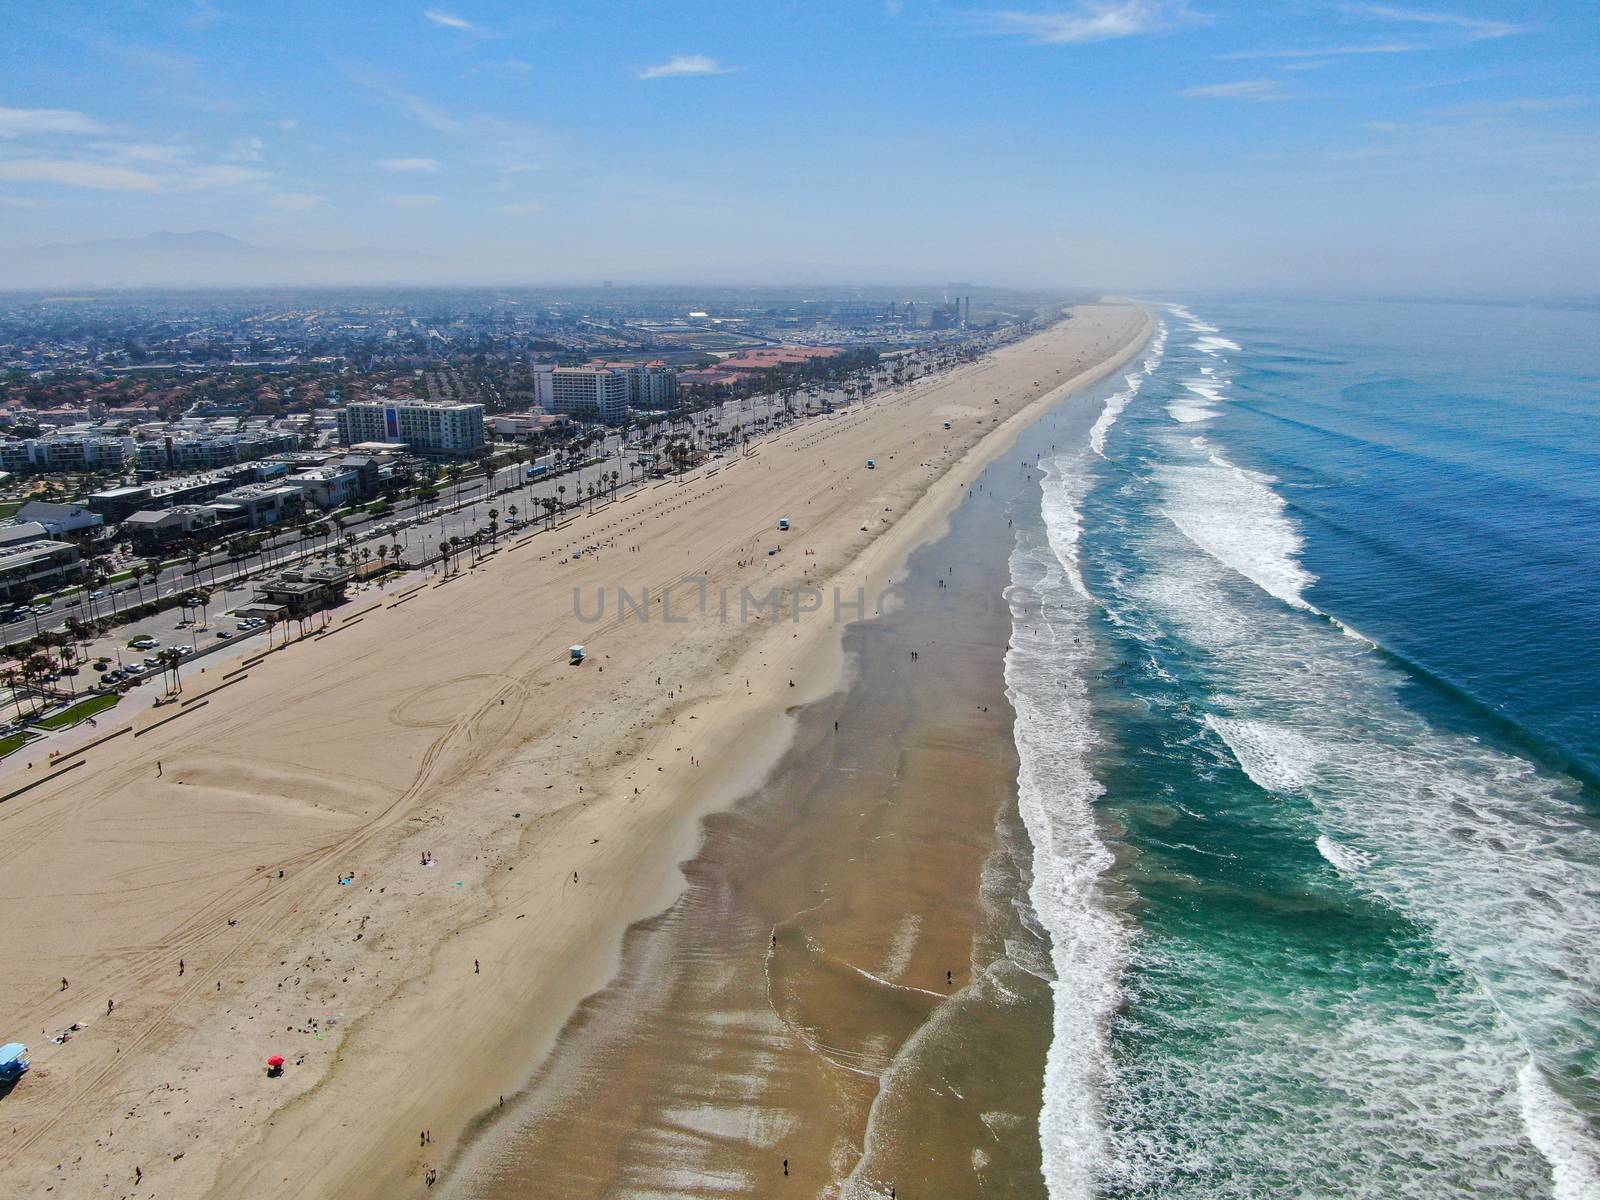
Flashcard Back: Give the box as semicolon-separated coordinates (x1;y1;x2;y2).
156;761;162;777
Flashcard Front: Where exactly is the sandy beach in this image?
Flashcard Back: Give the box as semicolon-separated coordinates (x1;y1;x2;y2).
0;303;1151;1199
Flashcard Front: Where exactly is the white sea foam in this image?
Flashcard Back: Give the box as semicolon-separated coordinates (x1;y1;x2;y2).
1089;304;1600;1194
1159;446;1317;610
1165;303;1217;332
1205;716;1320;793
1135;466;1600;1192
1167;403;1216;424
1315;834;1375;873
1519;1062;1600;1200
1006;450;1128;1200
1193;335;1242;355
1089;325;1167;459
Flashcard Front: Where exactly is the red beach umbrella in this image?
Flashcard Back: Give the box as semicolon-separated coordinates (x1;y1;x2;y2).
266;1055;285;1068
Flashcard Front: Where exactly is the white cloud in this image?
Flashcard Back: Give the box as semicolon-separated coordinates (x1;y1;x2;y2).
981;1;1206;45
496;201;544;216
0;106;107;138
384;192;443;207
1431;96;1594;118
229;136;266;162
1227;42;1422;60
269;192;323;212
0;158;160;190
424;9;482;33
1182;79;1284;100
380;157;441;172
174;164;269;191
96;141;193;164
1345;4;1522;41
638;55;736;80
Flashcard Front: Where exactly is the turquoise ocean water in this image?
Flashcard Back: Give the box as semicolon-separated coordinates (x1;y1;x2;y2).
1005;299;1600;1198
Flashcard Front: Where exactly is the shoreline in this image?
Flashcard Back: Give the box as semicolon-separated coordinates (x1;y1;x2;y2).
446;312;1153;1195
0;305;1152;1199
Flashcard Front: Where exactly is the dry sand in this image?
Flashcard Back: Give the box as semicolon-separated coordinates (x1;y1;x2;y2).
0;303;1151;1198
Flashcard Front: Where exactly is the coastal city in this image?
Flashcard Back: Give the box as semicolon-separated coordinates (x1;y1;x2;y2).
5;2;1594;1197
0;286;1058;760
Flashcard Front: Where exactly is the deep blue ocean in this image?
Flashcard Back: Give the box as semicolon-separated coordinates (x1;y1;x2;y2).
1004;298;1600;1199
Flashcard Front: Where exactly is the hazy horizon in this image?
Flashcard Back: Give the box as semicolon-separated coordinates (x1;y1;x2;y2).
4;1;1596;297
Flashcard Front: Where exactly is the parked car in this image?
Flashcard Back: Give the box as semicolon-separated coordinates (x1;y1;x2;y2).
130;637;159;650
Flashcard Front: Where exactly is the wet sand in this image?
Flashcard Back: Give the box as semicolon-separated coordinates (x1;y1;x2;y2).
447;389;1114;1198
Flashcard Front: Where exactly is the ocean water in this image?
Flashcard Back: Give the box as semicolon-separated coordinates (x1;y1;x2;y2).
1006;299;1600;1198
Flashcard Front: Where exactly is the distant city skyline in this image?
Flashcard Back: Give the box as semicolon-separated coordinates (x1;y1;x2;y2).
3;1;1596;297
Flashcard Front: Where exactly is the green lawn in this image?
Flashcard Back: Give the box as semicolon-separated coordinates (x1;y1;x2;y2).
0;731;27;759
37;693;120;731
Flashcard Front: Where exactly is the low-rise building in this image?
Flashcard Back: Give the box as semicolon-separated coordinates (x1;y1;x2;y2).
88;468;254;522
12;500;104;538
210;483;306;530
123;505;221;551
284;466;364;509
250;565;352;617
488;412;564;439
0;537;84;601
0;432;137;474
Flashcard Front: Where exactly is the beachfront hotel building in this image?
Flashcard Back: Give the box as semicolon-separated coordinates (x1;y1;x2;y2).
547;367;631;425
336;399;485;459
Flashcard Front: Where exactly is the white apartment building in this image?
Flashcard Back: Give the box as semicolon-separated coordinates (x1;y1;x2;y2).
336;400;485;458
549;367;630;425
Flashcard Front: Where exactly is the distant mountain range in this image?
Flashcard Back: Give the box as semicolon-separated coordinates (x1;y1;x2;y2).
0;230;428;289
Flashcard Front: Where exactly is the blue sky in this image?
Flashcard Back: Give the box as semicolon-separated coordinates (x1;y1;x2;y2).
3;1;1596;295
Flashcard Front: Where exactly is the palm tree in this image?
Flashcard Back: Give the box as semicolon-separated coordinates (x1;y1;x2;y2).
2;668;24;721
23;652;54;706
58;644;77;699
557;484;567;514
507;504;518;529
160;647;183;695
28;594;48;639
488;508;499;544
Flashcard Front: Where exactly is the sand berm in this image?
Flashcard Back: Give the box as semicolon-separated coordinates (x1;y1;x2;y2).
0;302;1151;1198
